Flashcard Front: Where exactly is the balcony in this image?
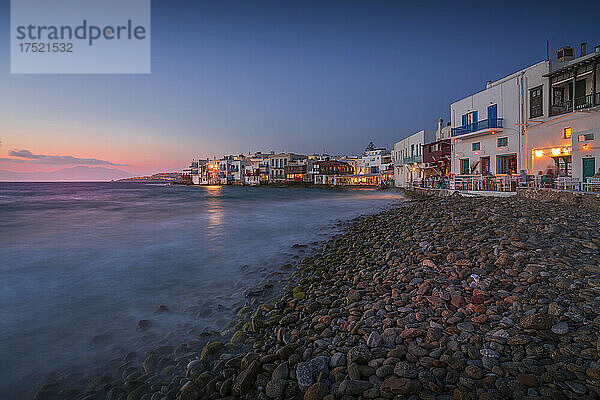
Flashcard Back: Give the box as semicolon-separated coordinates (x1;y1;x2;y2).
451;118;503;137
395;155;423;166
550;94;599;116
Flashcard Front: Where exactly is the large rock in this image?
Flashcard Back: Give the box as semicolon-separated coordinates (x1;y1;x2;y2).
304;382;329;400
394;361;418;378
178;382;201;400
272;361;289;380
265;378;287;398
347;346;371;365
381;376;422;395
296;356;329;391
232;360;262;395
338;379;372;396
519;314;554;330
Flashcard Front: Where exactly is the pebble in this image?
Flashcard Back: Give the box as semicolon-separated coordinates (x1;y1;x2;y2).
37;196;600;400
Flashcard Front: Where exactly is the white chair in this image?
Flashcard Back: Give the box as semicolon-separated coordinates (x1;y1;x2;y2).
584;177;600;192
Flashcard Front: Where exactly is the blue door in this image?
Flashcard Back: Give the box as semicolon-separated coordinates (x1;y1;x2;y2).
488;104;497;128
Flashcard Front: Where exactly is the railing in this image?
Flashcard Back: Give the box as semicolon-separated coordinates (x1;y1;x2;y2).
551;94;597;116
451;118;503;137
402;155;423;164
449;175;513;192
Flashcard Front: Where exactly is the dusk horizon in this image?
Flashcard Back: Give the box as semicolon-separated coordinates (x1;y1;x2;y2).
2;0;599;180
3;2;600;399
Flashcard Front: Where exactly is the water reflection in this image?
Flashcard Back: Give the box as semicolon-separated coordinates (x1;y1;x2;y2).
203;186;224;243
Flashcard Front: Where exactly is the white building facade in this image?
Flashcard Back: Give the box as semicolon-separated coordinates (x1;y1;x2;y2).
527;47;600;181
393;130;435;187
450;61;550;176
357;143;392;175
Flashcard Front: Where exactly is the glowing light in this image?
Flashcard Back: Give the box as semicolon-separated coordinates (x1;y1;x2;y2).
498;148;502;151
474;151;479;155
534;150;544;158
551;148;561;156
562;147;571;155
583;144;590;151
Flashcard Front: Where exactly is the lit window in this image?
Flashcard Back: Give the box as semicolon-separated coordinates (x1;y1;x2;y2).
563;127;571;139
578;134;594;141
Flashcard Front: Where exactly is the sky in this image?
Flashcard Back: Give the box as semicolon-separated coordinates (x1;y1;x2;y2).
1;0;599;177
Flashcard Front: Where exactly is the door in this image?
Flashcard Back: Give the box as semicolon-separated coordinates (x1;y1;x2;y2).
575;79;587;108
497;154;518;174
460;159;469;175
583;158;596;179
481;157;490;174
488;104;497;128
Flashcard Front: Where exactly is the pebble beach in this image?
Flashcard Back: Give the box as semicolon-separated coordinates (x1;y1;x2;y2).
35;194;600;400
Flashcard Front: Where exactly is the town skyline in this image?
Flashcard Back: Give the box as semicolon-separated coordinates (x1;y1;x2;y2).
1;0;599;179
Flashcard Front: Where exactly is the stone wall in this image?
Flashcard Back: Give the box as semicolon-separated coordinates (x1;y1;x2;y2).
517;188;600;211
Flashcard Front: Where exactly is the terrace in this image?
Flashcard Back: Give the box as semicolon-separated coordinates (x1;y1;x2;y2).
547;52;600;117
451;118;503;137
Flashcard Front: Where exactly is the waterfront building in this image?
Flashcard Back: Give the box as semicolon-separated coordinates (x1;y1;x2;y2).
183;159;210;185
393;130;435;187
285;158;318;183
268;153;307;183
422;118;452;179
336;156;358;174
312;160;353;185
244;164;260;185
450;60;550;176
357;142;392;175
527;44;600;182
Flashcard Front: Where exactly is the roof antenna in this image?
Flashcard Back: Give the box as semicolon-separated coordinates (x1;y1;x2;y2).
546;40;549;61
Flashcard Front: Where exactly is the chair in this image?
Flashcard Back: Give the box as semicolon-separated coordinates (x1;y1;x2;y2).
584;177;600;192
557;176;580;191
541;175;554;188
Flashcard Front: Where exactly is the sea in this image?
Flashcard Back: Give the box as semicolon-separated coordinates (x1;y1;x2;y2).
0;182;405;398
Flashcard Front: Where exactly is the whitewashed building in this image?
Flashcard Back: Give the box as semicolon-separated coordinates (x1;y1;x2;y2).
527;45;600;182
450;61;550;176
393;130;435;187
357;143;392;175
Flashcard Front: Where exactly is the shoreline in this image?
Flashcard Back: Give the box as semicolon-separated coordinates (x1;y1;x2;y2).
29;190;404;400
34;195;600;400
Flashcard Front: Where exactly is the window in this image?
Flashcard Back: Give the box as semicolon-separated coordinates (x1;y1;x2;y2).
579;134;594;141
460;159;470;175
472;142;480;151
563;127;571;139
497;137;508;147
530;86;543;118
481;157;490;174
497;154;517;174
462;111;477;126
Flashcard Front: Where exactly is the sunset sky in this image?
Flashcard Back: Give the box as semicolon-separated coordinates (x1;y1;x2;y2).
1;0;599;178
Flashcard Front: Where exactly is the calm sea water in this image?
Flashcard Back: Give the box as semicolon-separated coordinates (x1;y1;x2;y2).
0;182;404;398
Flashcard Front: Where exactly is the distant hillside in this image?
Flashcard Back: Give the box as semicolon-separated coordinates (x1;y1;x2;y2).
116;172;182;183
0;166;133;181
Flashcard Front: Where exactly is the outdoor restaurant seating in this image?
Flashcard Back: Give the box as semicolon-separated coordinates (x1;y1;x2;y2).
416;174;598;193
584;177;600;192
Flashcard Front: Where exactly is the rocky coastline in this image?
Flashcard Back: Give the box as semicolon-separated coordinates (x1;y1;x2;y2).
36;195;600;400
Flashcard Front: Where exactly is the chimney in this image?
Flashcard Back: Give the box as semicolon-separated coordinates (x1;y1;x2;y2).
486;80;492;89
556;46;574;61
581;42;587;57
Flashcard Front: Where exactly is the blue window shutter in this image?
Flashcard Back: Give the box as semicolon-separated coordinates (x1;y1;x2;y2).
473;111;478;122
462;114;466;126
